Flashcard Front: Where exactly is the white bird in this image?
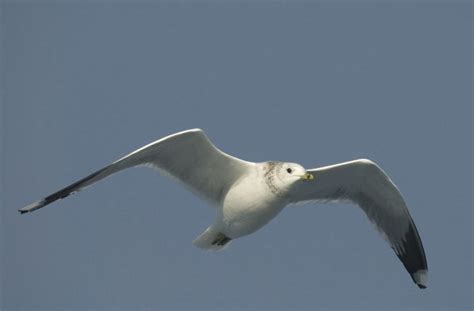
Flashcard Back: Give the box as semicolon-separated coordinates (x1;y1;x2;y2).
20;128;428;288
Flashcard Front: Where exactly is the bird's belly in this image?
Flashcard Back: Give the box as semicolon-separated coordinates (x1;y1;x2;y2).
219;181;287;238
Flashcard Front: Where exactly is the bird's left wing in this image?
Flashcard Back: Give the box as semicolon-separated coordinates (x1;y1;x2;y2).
289;159;428;289
19;129;253;214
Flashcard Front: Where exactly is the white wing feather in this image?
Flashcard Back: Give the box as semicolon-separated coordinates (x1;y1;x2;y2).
19;129;253;213
290;159;428;288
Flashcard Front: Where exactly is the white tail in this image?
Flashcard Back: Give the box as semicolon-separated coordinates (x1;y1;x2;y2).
193;226;232;251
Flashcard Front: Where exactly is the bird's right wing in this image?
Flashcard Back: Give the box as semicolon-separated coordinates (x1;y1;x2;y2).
19;129;253;214
290;159;428;288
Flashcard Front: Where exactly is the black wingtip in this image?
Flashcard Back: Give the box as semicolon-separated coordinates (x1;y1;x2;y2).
18;199;47;215
393;221;428;289
411;269;428;289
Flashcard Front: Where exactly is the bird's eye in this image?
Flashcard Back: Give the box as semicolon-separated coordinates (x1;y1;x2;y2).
286;168;292;174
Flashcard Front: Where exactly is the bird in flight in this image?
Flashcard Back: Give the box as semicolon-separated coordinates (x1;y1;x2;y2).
20;129;428;288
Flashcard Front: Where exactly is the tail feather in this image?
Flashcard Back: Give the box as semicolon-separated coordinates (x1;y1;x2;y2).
193;227;232;251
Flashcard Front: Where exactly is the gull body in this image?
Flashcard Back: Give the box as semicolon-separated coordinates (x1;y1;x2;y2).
19;128;428;289
217;163;285;238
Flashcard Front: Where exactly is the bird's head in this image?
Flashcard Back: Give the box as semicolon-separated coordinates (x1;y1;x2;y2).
264;161;314;196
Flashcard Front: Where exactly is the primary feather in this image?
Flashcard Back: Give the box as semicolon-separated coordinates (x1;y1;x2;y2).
290;159;428;288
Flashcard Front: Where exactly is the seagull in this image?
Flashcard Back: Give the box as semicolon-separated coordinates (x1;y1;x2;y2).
19;128;428;288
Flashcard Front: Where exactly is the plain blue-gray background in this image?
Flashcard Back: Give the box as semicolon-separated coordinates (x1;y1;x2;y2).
1;2;472;310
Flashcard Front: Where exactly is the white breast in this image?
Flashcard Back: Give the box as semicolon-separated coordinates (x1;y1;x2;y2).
218;166;288;238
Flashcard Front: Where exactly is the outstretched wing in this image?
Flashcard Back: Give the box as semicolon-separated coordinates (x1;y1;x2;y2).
19;129;253;214
290;159;428;289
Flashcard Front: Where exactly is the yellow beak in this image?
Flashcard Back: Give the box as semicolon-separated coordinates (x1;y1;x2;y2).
301;172;314;180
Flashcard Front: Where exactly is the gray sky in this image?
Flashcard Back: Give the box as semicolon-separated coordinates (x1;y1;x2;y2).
1;2;472;311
